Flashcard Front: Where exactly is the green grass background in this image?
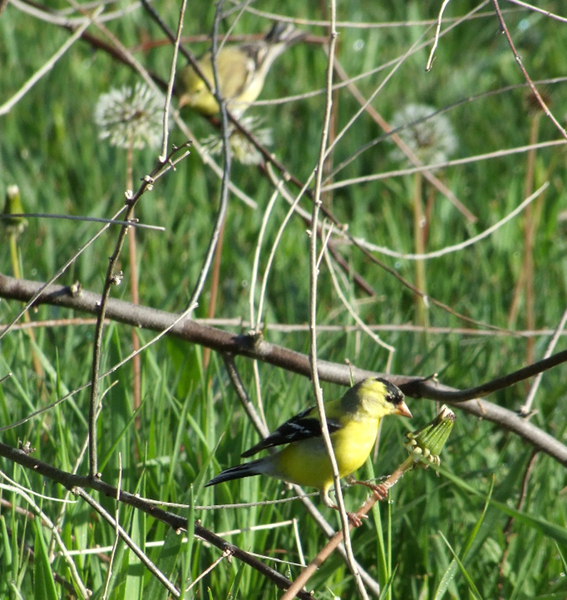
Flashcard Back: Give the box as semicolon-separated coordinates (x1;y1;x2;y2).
1;0;567;598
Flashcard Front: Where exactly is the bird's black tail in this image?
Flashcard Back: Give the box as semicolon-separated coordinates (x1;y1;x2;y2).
205;458;266;487
264;21;306;47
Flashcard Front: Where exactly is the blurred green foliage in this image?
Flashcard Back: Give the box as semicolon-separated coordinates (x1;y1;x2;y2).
1;0;567;598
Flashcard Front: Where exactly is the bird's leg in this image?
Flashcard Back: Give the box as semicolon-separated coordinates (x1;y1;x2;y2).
331;503;367;528
321;489;367;527
346;475;389;501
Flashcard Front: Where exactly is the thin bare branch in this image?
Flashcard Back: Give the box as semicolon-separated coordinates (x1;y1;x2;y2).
492;0;567;140
505;0;567;23
353;182;547;260
307;7;368;596
520;307;567;416
0;13;97;116
322;139;566;192
74;486;180;597
426;0;453;71
0;441;314;599
87;145;186;478
159;0;187;162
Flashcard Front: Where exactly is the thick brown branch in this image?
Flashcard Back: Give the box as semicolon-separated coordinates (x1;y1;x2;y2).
1;273;567;467
0;441;312;599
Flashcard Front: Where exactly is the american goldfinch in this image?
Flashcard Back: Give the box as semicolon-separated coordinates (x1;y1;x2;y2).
206;378;412;523
176;21;304;117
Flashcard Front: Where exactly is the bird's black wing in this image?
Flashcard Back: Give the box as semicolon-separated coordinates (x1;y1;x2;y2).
241;406;342;457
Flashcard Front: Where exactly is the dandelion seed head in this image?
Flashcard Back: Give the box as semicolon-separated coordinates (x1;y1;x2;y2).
353;39;365;52
525;90;550;115
389;103;458;169
94;82;167;150
201;116;273;165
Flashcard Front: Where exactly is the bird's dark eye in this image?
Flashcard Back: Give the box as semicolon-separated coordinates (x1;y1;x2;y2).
382;381;405;405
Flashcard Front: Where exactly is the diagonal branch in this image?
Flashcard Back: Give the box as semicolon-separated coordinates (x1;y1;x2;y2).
0;441;314;599
1;274;567;467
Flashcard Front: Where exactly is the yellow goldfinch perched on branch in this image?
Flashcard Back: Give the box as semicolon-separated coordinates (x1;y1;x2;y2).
176;21;305;117
206;378;412;524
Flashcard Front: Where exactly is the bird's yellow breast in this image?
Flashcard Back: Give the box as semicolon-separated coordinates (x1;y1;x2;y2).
272;417;379;491
332;417;380;475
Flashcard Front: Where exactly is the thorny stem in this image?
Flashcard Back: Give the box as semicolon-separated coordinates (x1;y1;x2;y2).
87;146;187;479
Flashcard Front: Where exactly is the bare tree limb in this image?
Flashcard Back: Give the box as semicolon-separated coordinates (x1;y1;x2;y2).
1;274;567;468
0;441;314;599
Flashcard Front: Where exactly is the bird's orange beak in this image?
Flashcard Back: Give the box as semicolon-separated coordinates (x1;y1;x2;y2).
395;401;412;418
178;94;190;109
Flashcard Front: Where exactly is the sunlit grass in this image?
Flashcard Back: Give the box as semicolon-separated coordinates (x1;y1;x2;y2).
1;0;567;598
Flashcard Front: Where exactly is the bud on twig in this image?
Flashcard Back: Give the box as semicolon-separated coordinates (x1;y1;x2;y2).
404;405;456;468
2;185;28;236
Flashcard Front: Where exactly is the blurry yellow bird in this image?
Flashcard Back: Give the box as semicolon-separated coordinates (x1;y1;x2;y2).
176;21;304;117
206;377;412;524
